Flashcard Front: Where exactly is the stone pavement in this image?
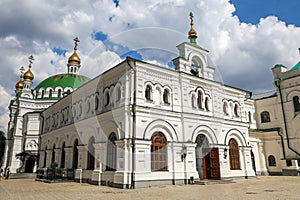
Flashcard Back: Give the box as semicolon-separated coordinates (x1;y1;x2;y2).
0;176;299;200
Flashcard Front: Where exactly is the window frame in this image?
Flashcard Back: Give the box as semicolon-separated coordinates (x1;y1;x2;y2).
229;139;241;170
151;132;168;171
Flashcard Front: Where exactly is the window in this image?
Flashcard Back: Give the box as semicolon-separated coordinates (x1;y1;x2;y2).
223;102;228;115
229;139;240;170
286;160;293;167
192;94;196;108
61;142;65;168
44;147;47;167
151;132;167;171
268;155;276;167
106;133;117;171
116;87;121;102
145;85;152;101
163;89;170;104
94;95;99;110
261;111;270;123
293;96;300;112
87;137;95;170
41;90;45;98
73;139;78;169
58;89;62;98
196;134;209;148
234;104;239;117
191;60;199;76
197;91;203;109
105;91;110;106
248;111;252;123
49;89;53;98
205;97;209;111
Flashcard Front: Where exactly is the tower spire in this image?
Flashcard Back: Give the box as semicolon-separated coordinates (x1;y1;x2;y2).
188;12;198;44
68;37;81;74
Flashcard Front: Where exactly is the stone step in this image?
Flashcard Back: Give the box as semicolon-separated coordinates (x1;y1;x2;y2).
195;179;234;185
9;173;36;179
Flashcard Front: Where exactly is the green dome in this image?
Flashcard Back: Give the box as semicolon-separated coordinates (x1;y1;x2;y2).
35;73;90;91
290;62;300;71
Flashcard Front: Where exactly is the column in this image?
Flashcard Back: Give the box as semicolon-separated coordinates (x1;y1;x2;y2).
64;147;73;169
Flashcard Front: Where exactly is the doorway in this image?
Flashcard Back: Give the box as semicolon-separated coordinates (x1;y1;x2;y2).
25;156;35;173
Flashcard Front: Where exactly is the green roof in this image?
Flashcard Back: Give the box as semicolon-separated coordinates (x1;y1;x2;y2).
273;64;286;69
34;73;90;91
290;62;300;71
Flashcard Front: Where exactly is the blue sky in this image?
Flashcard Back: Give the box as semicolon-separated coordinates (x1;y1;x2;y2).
230;0;300;26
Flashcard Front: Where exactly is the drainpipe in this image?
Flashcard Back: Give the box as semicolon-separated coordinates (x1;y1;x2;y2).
126;57;136;189
274;79;300;157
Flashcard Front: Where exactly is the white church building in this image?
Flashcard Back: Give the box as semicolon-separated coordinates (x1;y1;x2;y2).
2;12;299;188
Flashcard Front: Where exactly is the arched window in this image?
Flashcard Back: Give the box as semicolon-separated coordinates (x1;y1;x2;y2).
41;90;45;98
58;89;62;98
116;86;121;102
223;102;228;115
61;142;65;168
229;139;240;170
87;137;95;170
49;89;53;98
106;133;117;171
293;96;300;112
73;139;78;169
268;155;276;167
163;89;170;104
205;97;209;111
51;144;56;165
94;95;99;110
105;91;110;106
248;111;252;123
192;94;196;108
151;132;167;171
145;85;152;101
234;104;239;117
197;91;203;109
191;60;199;76
261;111;271;123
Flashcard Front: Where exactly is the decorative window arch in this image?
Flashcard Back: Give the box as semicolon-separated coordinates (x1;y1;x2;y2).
261;111;271;123
106;132;117;171
94;95;99;110
145;85;152;101
229;139;240;170
293;96;300;112
268;155;276;167
197;91;203;109
163;88;170;104
151;132;168;171
73;139;78;169
61;142;65;168
87;137;95;170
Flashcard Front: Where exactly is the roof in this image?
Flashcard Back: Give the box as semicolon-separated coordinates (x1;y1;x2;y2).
290;61;300;71
34;73;91;91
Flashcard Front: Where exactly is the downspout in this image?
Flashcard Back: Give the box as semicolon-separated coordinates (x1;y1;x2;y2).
274;79;300;157
275;128;286;158
38;113;45;171
126;57;136;189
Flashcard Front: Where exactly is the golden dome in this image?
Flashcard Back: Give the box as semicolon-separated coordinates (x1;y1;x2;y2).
188;12;198;39
15;78;24;91
68;51;81;65
23;69;34;82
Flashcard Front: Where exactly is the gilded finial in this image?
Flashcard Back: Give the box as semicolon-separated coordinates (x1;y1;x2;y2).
19;66;25;75
188;12;198;43
23;56;34;82
73;37;80;51
28;55;34;69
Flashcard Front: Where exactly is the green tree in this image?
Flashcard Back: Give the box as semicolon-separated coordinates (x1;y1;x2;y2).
0;131;6;167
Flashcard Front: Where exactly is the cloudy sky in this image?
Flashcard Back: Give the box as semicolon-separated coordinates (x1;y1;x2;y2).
0;0;299;133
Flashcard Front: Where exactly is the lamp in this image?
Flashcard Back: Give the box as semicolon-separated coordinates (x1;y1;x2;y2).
181;145;187;162
223;147;228;159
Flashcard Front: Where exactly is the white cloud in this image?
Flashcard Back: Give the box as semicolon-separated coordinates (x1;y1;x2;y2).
0;0;299;132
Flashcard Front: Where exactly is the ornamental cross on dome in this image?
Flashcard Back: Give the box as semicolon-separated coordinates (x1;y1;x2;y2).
73;37;80;51
28;55;34;69
190;12;194;27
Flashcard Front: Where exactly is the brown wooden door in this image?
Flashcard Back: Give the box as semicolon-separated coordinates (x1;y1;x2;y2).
202;150;207;179
209;148;221;180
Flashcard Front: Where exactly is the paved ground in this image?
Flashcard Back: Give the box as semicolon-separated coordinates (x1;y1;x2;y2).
0;176;299;200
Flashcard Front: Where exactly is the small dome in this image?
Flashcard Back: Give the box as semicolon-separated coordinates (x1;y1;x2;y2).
188;28;197;37
15;79;24;91
68;51;81;65
23;69;34;82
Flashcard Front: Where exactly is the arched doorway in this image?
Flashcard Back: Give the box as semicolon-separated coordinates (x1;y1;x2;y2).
195;134;220;180
251;150;256;174
25;156;35;173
